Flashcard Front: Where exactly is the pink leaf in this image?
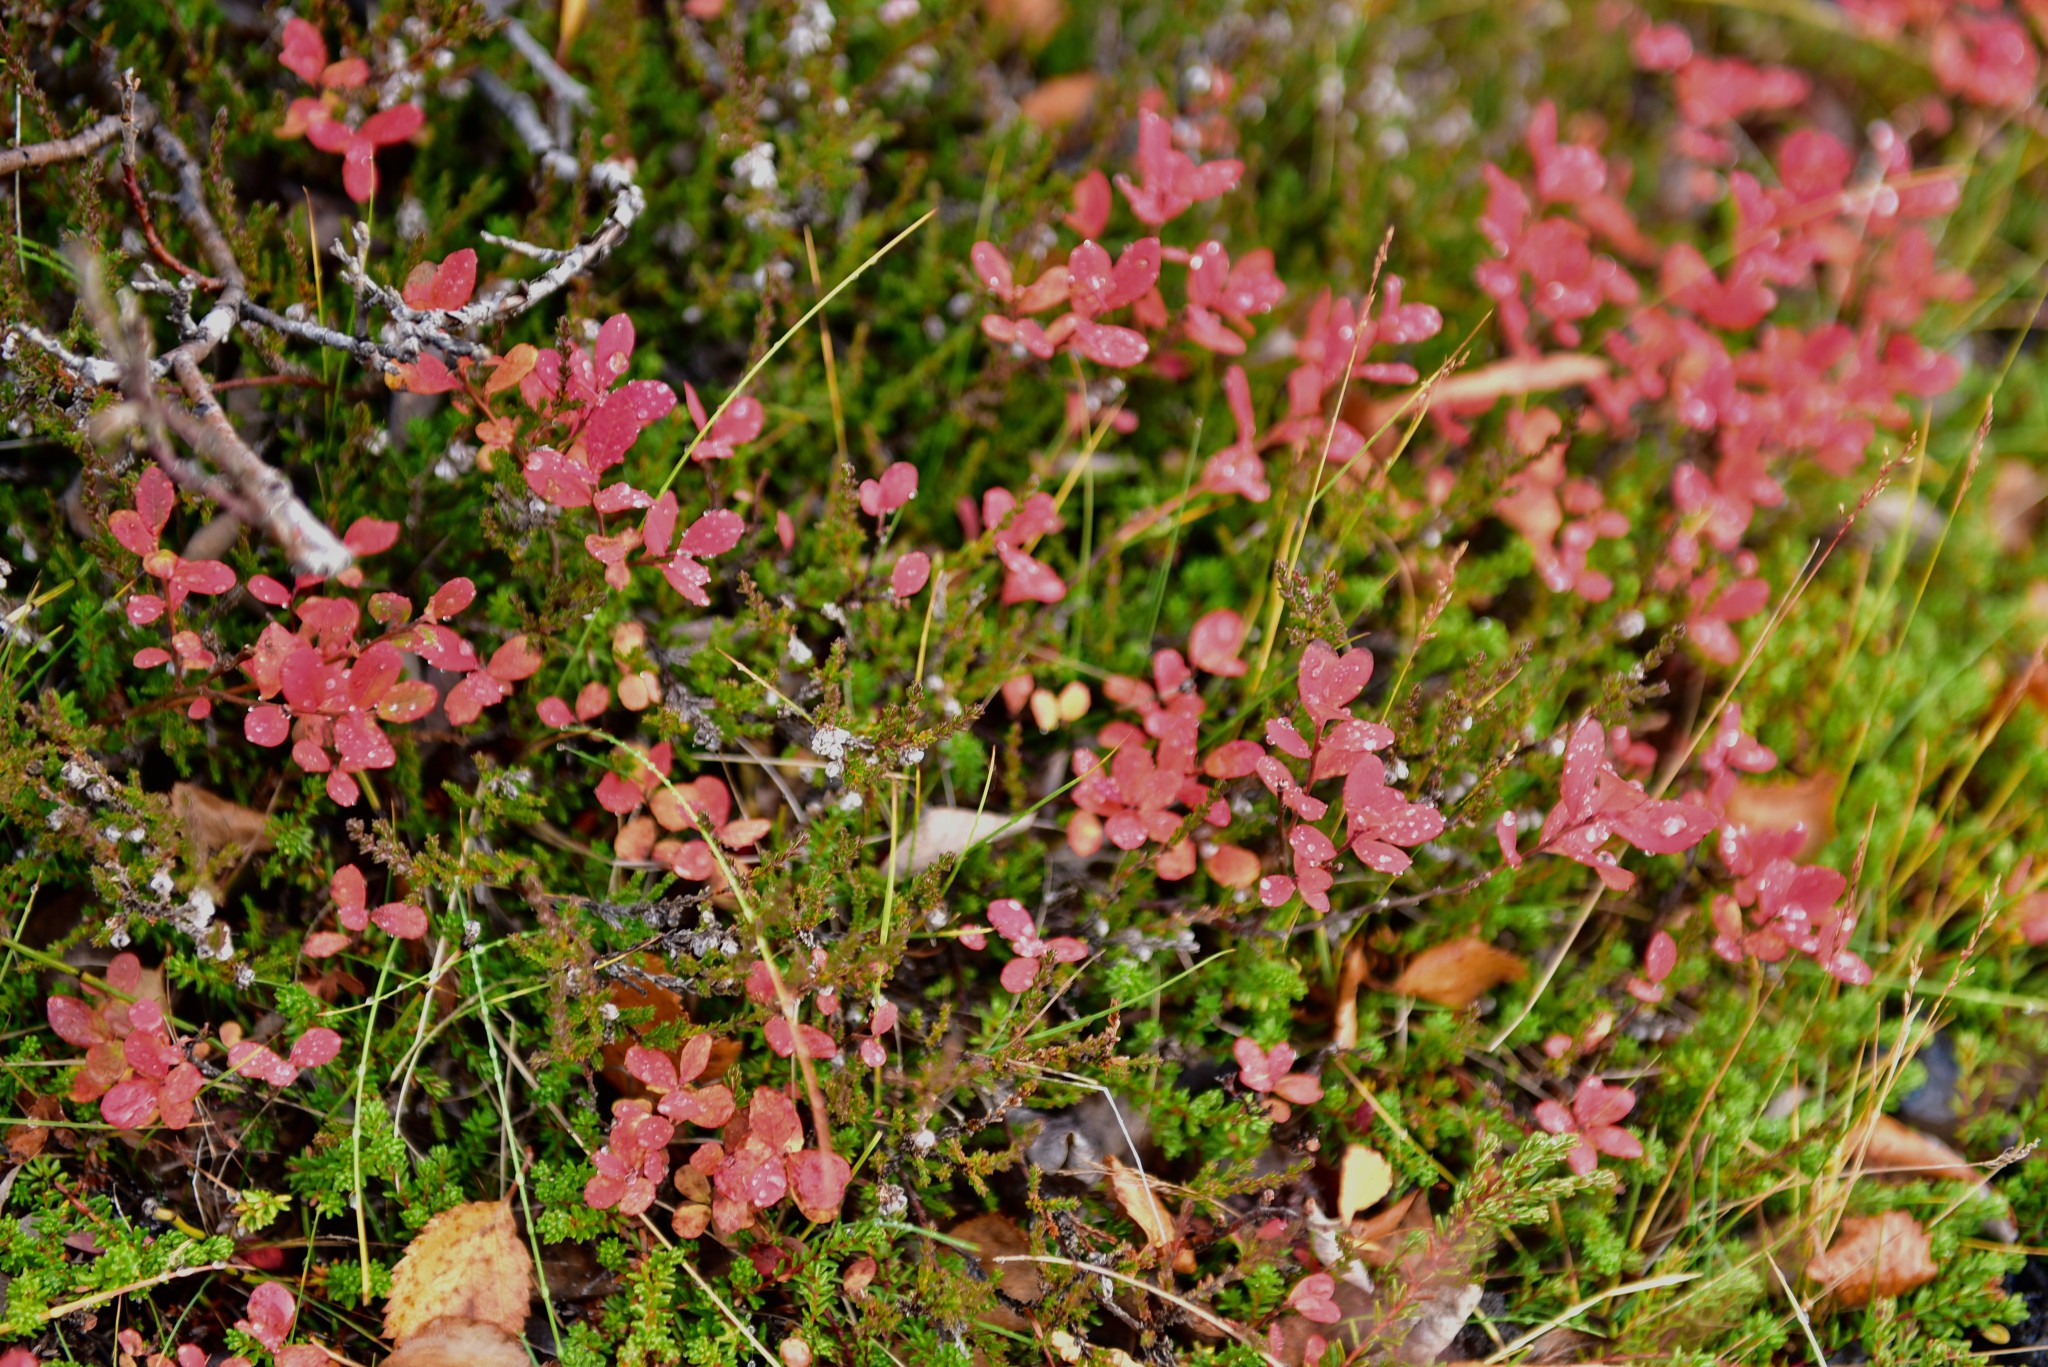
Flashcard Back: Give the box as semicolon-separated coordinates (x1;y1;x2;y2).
288;1028;343;1069
280;18;329;85
1069;318;1148;368
240;1282;297;1352
303;931;351;958
359;103;424;148
371;901;427;939
890;552;931;599
1188;609;1247;676
682;509;745;557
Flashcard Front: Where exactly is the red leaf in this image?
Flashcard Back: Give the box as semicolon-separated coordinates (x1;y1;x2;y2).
174;559;237;596
240;1282;297;1352
359;103;424;147
229;1042;299;1087
47;996;98;1046
280;19;329;85
627;1045;680;1092
1297;639;1375;727
969;241;1014;301
1066;169;1112;237
890;552;931;599
644;492;680;559
682;509;745;557
488;635;544;683
425;578;475;621
749;1087;804;1152
401;248;478;311
1069;318;1148;368
333;712;396;772
789;1148;852;1222
303;931;351;958
288;1028;343;1069
101;1079;160;1130
343;517;400;556
329;871;367;923
372;901;427;939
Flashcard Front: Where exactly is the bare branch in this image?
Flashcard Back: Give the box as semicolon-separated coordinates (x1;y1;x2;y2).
0;113;122;175
166;353;353;577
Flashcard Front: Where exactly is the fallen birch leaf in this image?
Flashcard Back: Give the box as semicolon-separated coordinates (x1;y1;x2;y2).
1338;1144;1394;1222
1805;1210;1938;1306
1392;937;1526;1009
1333;938;1368;1050
1020;73;1098;130
1394;1280;1484;1364
896;805;1023;874
1103;1153;1176;1250
1852;1113;1980;1186
1358;353;1609;433
172;782;272;864
382;1317;527;1367
1723;771;1839;860
384;1198;533;1345
949;1212;1043;1331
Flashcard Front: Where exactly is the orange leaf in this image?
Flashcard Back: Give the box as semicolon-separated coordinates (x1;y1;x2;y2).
1392;936;1526;1009
1805;1210;1937;1306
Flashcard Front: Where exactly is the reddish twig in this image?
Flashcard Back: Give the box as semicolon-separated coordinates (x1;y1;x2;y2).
120;162;224;290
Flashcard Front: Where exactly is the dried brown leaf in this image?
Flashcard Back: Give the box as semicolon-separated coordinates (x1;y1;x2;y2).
1392;937;1526;1009
1805;1210;1938;1306
949;1212;1043;1307
1020;74;1098;130
171;783;272;864
1103;1154;1176;1250
384;1199;533;1345
380;1317;527;1367
1853;1114;1980;1186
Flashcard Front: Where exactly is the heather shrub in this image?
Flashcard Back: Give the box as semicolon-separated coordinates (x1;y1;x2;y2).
2;0;2048;1363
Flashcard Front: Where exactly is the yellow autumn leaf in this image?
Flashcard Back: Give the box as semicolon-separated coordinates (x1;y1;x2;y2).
384;1198;533;1346
557;0;589;58
485;343;538;397
1338;1144;1393;1222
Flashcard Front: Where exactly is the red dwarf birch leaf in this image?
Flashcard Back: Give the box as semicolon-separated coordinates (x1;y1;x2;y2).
682;510;745;557
240;1283;296;1352
229;1042;299;1086
288;1028;343;1069
1288;1274;1342;1325
750;1087;804;1152
280;19;328;84
303;931;351;958
97;1073;154;1130
1070;318;1148;367
1297;640;1374;726
890;552;932;598
371;901;428;939
488;635;544;683
1188;609;1248;676
1066;169;1112;237
970;242;1015;300
332;866;367;914
47;996;96;1046
627;1044;680;1092
426;578;475;620
789;1149;852;1222
402;249;478;311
